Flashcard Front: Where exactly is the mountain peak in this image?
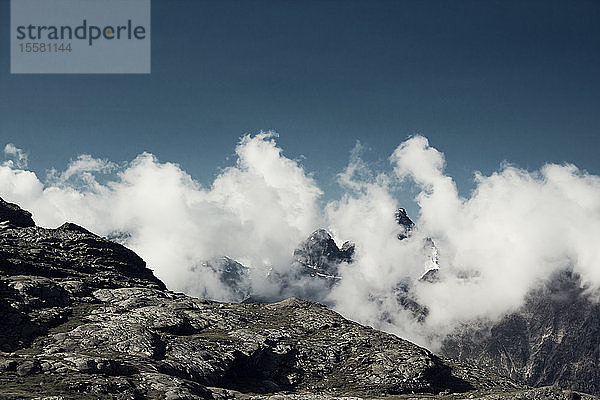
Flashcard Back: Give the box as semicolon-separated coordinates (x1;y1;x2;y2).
293;228;354;278
0;197;35;228
395;207;414;240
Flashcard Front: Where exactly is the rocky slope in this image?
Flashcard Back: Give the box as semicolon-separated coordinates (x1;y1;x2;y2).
0;197;594;400
441;270;600;396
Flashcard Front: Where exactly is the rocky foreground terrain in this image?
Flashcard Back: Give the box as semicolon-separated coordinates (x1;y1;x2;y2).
0;197;595;400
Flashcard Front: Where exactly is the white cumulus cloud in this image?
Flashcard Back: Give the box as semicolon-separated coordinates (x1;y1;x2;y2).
4;144;29;168
2;133;600;351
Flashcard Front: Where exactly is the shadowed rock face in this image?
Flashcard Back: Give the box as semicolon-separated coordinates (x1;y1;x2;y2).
292;228;354;280
442;270;600;396
395;208;414;240
0;197;35;228
0;197;595;400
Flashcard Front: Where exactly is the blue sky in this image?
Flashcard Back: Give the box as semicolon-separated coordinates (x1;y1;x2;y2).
1;0;599;208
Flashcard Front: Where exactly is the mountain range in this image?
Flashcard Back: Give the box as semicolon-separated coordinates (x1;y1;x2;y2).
0;196;596;399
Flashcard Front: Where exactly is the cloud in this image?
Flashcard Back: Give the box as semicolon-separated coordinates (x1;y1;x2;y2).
47;154;118;188
0;132;323;300
2;133;600;351
4;144;29;168
330;135;600;347
325;135;600;347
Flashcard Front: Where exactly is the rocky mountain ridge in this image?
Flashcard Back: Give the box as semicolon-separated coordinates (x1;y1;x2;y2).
0;197;593;399
441;269;600;395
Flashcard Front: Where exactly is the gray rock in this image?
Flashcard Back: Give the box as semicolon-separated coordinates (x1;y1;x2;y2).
395;208;414;240
292;229;354;280
0;196;35;228
442;269;600;395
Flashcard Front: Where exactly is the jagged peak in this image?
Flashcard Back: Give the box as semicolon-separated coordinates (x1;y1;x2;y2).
396;207;414;240
395;208;414;227
0;196;35;228
307;228;334;242
56;222;94;235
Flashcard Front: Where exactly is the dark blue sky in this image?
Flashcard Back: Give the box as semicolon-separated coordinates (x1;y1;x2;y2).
1;0;599;204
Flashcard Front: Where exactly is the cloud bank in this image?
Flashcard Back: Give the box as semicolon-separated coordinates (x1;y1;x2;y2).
2;133;599;349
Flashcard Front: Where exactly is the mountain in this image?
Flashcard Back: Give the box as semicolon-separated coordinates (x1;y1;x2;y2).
395;208;414;240
195;256;251;303
292;228;354;281
240;228;355;304
285;208;600;396
0;197;35;228
393;207;600;396
441;269;600;395
0;197;592;399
